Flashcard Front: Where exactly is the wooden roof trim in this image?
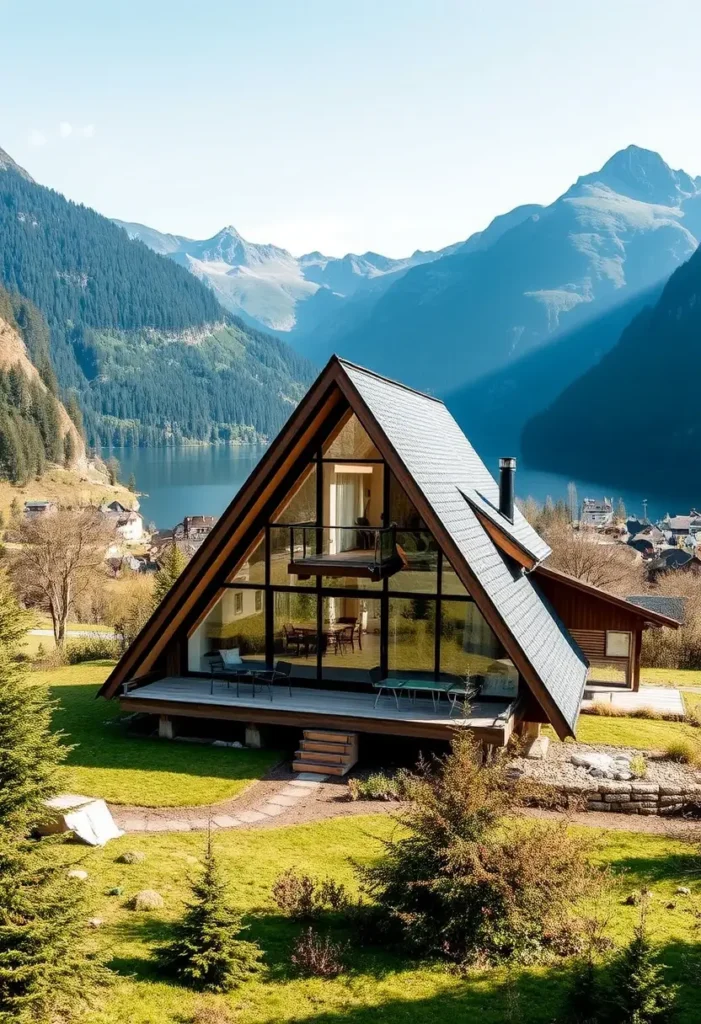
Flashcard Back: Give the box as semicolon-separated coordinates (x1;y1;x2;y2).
99;358;349;698
333;371;576;741
464;500;537;571
533;564;681;629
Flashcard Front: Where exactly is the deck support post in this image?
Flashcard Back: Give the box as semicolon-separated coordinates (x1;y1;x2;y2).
245;723;262;748
519;721;541;740
158;714;175;740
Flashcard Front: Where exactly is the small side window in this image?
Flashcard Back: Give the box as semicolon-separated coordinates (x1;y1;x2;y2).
605;631;630;658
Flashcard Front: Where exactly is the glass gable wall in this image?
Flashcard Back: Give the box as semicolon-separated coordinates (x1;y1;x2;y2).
187;419;517;693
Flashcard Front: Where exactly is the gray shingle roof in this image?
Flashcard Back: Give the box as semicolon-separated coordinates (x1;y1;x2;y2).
626;595;687;624
341;360;587;735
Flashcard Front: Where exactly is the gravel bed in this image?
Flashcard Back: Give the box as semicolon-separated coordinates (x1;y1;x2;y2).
511;742;701;790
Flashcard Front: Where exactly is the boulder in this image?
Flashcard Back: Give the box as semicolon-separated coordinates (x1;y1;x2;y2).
116;850;146;865
131;889;164;911
67;869;88;881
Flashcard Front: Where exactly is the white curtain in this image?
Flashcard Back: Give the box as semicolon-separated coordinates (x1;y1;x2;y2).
334;474;363;552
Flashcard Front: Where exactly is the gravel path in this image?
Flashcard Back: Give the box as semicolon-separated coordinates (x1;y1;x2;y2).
108;759;701;839
109;764;398;834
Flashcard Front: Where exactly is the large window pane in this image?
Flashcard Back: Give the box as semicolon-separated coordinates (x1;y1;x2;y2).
273;464;317;524
441;556;469;597
388;597;436;678
439;600;506;680
389;472;426;529
322;462;384;553
226;534;265;585
323;413;380;459
269;525;315;587
390;531;438;592
188;588;265;672
272;590;318;679
320;596;381;682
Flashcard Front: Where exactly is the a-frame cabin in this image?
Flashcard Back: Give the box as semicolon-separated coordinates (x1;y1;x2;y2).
99;358;678;762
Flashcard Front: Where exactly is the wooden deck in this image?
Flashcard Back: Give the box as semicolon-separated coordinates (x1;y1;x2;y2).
120;677;516;743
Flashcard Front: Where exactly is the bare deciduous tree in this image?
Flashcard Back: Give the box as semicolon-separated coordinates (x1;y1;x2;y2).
12;508;111;645
542;520;644;595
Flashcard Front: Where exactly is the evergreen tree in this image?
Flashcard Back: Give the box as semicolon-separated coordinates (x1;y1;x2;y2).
616;498;627;522
105;455;120;486
0;570;66;834
63;430;76;468
0;570;109;1021
153;543;188;607
157;833;262;992
127;472;137;493
607;905;675;1024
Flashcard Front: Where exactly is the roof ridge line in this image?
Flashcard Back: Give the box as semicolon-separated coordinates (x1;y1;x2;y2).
335;356;445;404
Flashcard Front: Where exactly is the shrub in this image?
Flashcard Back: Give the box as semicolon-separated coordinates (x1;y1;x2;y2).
347;771;405;801
272;868;349;920
65;636;119;664
630;754;647;779
663;739;699;765
291;927;347;977
356;731;602;966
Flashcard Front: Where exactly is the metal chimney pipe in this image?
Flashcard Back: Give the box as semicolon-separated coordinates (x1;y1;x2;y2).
499;457;516;522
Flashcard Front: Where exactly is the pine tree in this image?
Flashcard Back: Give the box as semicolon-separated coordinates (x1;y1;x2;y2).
127;472;136;493
157;833;262;991
607;905;675;1023
0;570;109;1021
0;832;108;1023
153;543;188;607
63;430;76;468
0;570;67;836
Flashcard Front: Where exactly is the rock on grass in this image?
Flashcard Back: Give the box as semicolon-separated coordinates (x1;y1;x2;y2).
131;889;164;911
116;850;146;864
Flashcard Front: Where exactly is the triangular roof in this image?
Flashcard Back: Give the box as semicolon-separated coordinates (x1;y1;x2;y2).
99;356;589;738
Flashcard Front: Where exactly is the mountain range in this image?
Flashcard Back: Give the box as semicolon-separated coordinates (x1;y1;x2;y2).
113;219;456;337
0;148;313;448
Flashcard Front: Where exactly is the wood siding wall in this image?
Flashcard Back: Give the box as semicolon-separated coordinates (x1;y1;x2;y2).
536;574;643;691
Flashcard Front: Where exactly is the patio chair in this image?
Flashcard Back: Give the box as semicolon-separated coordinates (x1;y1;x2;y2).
283;623;302;656
207;650;245;695
445;676;481;717
337;616;361;651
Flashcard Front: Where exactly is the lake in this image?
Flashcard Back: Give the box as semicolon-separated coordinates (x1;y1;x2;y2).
109;445;683;530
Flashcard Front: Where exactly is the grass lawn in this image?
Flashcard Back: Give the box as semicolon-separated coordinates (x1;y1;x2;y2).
641;667;701;688
53;816;701;1024
570;714;701;751
34;662;280;807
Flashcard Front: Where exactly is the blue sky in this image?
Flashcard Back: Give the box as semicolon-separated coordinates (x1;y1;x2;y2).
3;0;701;257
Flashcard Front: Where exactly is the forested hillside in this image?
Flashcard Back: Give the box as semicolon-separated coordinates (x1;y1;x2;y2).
521;244;701;491
0;287;84;483
0;155;314;446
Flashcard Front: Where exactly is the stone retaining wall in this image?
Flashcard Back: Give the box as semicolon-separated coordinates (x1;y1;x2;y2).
548;780;701;816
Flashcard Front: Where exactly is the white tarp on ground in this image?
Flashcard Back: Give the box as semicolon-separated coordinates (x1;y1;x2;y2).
40;793;124;846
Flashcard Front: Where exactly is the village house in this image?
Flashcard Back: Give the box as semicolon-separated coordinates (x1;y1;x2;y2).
174;515;218;547
100;500;144;543
99;359;679;772
23;499;57;519
659;511;701;540
580;497;614;528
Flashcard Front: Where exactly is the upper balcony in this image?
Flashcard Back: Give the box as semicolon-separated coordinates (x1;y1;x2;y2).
287;523;403;581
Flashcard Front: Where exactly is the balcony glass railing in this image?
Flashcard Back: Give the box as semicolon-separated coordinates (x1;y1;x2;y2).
286;523;400;580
